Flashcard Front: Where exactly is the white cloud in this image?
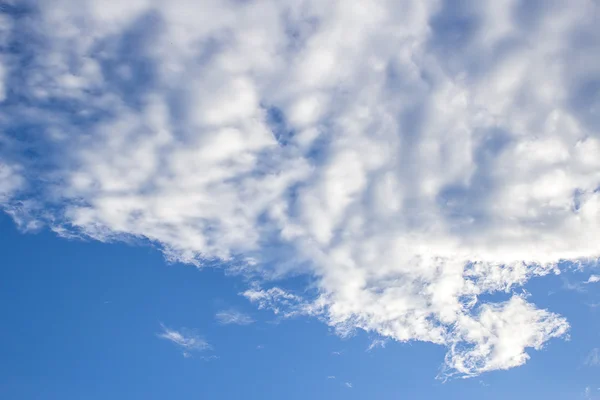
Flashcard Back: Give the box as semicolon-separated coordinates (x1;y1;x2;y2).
0;162;22;203
587;276;600;284
367;339;387;352
344;382;353;388
157;324;210;356
443;296;568;377
2;0;599;377
215;309;255;325
242;287;318;318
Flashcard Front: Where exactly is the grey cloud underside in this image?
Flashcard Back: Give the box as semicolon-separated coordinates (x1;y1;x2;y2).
1;0;599;377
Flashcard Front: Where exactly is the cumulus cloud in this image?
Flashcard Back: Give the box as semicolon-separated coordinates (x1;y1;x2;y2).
1;0;599;377
157;324;210;356
588;276;600;284
215;309;255;325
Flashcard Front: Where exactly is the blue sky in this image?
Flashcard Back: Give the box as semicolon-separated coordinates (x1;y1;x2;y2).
1;212;599;400
1;0;600;398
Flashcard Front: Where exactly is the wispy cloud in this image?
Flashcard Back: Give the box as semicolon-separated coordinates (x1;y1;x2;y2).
344;382;353;389
243;287;315;318
561;274;600;293
199;355;219;362
215;309;255;326
585;348;600;367
584;386;599;399
367;339;387;352
157;324;210;356
562;278;587;293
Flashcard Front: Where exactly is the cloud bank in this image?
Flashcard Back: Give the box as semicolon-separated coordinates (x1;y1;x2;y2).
1;0;599;377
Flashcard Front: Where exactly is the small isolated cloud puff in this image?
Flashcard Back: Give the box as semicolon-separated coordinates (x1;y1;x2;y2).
587;276;600;284
2;0;599;378
215;309;255;325
157;324;210;355
344;382;353;389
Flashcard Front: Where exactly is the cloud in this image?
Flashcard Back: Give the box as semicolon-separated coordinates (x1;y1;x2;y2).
157;324;211;356
243;287;315;318
1;0;599;377
0;162;22;202
585;348;600;367
215;309;255;325
199;355;219;362
344;382;353;389
564;274;600;293
584;386;600;400
563;279;587;293
443;296;567;377
367;339;387;352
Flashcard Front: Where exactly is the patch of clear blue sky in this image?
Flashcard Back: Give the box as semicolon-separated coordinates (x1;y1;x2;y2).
1;213;598;400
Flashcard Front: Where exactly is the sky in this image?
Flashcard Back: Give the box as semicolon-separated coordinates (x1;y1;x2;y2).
0;0;599;398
